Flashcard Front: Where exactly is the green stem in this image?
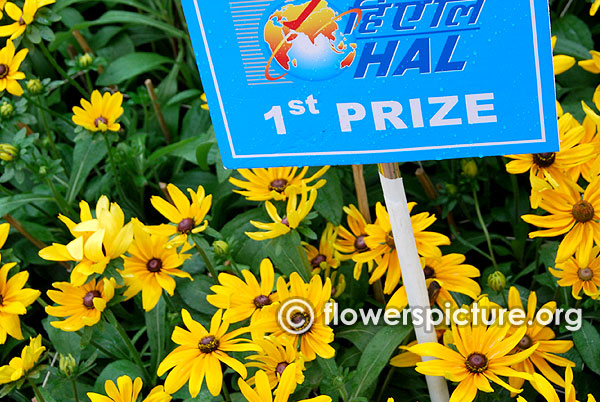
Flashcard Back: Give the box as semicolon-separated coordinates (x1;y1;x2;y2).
84;71;93;94
472;188;498;269
221;381;232;402
46;177;74;217
70;378;80;402
38;42;88;97
37;106;59;159
192;235;219;284
23;94;75;126
229;260;244;277
297;243;313;281
449;225;493;262
27;379;46;402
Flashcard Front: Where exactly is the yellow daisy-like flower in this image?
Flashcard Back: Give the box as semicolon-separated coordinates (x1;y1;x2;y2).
157;309;260;397
0;334;45;385
200;93;208;110
149;183;212;248
246;185;317;241
303;223;339;273
229;166;328;201
550;246;600;299
357;202;450;294
0;262;40;344
252;273;334;361
580;49;600;74
564;365;597;402
387;253;480;311
120;220;193;312
238;365;331;402
87;375;172;402
207;258;276;325
0;40;27;96
45;278;115;332
72;90;124;132
551;36;575;75
0;222;9;253
390;327;452;368
409;322;536;402
522;176;600;263
334;204;375;280
506;287;574;392
245;336;305;389
0;0;55;40
593;0;600;16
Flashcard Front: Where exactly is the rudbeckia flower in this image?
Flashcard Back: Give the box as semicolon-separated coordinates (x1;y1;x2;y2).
550;246;600;299
0;262;40;344
0;40;27;96
245;336;305;389
593;0;600;16
246;185;317;241
72;90;124;132
238;365;331;402
506;287;575;392
303;223;340;272
229;166;328;201
334;204;375;280
87;375;171;402
0;334;45;385
0;0;55;40
551;36;575;75
120;220;193;312
149;183;212;248
522;176;600;263
207;258;276;324
45;278;115;332
157;309;260;397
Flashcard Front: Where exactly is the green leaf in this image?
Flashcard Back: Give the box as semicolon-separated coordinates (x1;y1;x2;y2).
147;135;208;165
196;143;214;171
267;231;312;282
42;317;82;360
313;168;343;225
552;15;594;59
145;298;168;375
72;10;186;39
348;324;413;400
66;135;107;203
177;275;218;315
94;360;143;393
0;194;54;216
166;89;203;107
573;320;600;375
336;322;382;350
96;52;173;86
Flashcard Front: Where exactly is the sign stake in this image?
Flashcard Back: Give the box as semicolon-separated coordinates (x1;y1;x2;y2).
378;162;450;402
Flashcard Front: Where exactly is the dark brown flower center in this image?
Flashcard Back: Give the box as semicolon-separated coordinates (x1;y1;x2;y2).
18;17;25;25
518;335;533;350
385;232;395;249
0;294;3;305
578;267;594;281
276;362;288;376
354;235;368;251
311;254;327;268
253;295;272;308
198;335;219;353
572;201;595;223
532;152;556;168
83;291;101;309
177;218;195;233
428;281;441;306
423;266;436;279
0;64;8;79
465;353;488;373
94;116;108;127
269;179;288;193
281;216;290;226
146;258;162;273
291;312;311;333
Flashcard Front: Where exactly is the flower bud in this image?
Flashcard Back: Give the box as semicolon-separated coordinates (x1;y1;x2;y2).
212;240;229;258
445;183;458;195
26;79;43;94
78;53;93;68
0;144;17;161
59;353;77;377
487;271;506;292
461;159;478;178
0;101;14;118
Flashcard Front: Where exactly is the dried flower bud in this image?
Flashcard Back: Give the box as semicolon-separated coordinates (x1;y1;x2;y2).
487;271;506;292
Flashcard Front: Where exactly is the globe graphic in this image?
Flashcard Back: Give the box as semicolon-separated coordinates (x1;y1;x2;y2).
263;0;358;81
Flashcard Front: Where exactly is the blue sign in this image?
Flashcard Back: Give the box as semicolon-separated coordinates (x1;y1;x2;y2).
181;0;559;169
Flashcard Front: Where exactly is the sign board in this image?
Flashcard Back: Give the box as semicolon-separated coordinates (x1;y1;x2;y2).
181;0;559;169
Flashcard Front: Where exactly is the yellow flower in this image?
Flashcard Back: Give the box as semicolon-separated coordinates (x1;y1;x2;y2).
252;273;334;361
238;365;331;402
0;1;7;18
0;40;27;96
522;176;600;263
45;278;115;331
334;204;375;280
390;328;452;368
0;334;45;384
303;223;339;272
39;196;134;285
246;186;317;241
207;258;276;324
387;253;480;311
245;336;305;389
409;322;536;402
551;36;575;75
550;246;600;299
120;220;193;312
580;50;600;73
0;143;17;161
229;166;328;201
506;287;574;392
87;375;172;402
0;262;40;344
356;202;450;294
593;0;600;16
149;183;212;248
200;93;208;110
0;0;55;40
157;309;260;397
72;90;123;132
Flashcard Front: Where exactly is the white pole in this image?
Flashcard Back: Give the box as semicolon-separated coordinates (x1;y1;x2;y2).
379;172;450;402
